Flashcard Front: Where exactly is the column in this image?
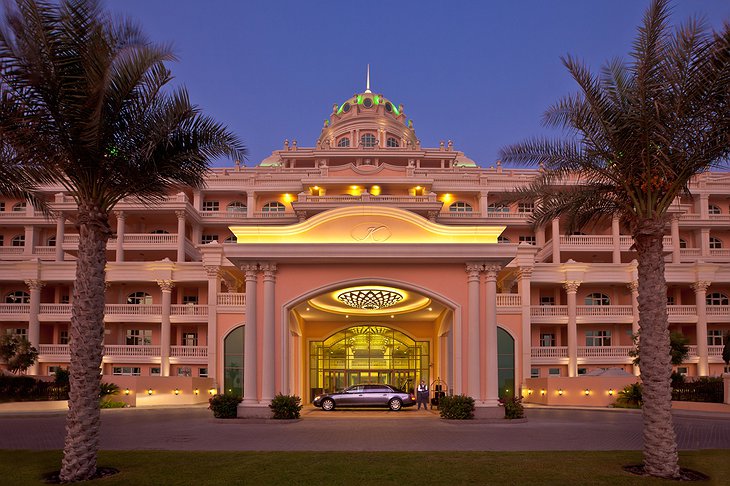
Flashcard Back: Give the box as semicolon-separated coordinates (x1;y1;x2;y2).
518;268;533;381
261;263;277;401
246;192;255;218
670;215;681;264
158;280;174;376
25;279;44;375
192;224;202;246
478;191;489;216
692;281;710;376
628;281;640;376
564;281;581;377
176;211;186;263
551;218;561;263
465;263;482;399
535;225;546;247
699;194;709;219
611;216;621;264
204;266;220;384
55;214;65;262
242;263;259;404
114;211;125;262
23;225;35;255
700;228;710;258
484;265;500;405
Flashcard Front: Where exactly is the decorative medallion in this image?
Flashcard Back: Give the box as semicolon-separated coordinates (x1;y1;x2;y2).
337;288;404;310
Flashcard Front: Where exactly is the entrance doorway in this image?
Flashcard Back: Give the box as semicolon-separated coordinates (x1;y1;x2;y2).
309;325;429;401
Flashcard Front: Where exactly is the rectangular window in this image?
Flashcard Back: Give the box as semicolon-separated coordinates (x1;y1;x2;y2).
183;295;198;305
0;235;3;246
530;368;539;378
548;368;561;377
518;235;536;245
177;367;192;377
59;330;69;345
202;201;219;211
540;333;556;347
707;330;724;346
578;368;587;375
666;295;675;306
0;202;4;212
150;367;161;376
182;333;198;346
48;366;62;375
6;328;27;338
585;330;612;347
199;368;209;378
517;203;534;213
112;367;141;376
540;296;555;306
201;234;219;244
125;329;152;346
60;295;70;304
677;367;688;376
487;203;509;213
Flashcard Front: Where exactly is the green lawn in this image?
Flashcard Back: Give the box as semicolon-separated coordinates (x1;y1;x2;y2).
1;450;727;485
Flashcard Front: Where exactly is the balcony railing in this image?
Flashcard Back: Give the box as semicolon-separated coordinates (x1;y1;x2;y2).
531;346;568;358
38;344;208;359
104;345;161;357
0;303;31;314
577;346;633;358
576;305;633;317
105;304;163;315
170;305;209;317
217;293;246;306
531;306;568;317
496;294;521;306
170;346;208;358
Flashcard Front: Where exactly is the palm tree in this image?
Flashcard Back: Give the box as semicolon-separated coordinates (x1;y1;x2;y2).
0;0;245;482
500;0;730;479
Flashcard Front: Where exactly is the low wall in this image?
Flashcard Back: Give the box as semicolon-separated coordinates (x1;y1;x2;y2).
100;376;215;407
523;376;638;407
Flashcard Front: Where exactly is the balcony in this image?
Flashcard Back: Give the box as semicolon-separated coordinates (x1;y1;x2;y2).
531;345;633;364
0;303;209;322
217;293;246;313
291;193;443;219
37;344;208;363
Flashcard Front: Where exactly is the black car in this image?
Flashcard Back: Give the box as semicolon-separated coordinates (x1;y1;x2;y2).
312;384;415;411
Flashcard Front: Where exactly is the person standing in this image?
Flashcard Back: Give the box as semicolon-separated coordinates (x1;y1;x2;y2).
417;380;429;410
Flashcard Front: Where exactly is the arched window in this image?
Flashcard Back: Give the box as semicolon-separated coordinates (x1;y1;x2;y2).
262;201;286;212
449;202;473;213
227;201;247;213
11;235;25;247
224;326;244;397
386;137;399;148
487;203;509;213
706;292;729;306
12;202;26;212
5;291;30;304
150;229;169;234
47;236;56;247
360;134;377;148
709;205;722;215
710;237;723;249
584;293;610;306
127;292;152;305
337;138;350;148
497;235;510;243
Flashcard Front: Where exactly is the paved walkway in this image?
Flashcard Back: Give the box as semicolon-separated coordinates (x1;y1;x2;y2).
1;404;729;452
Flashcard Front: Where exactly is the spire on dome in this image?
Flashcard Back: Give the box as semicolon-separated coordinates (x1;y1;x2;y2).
365;64;371;93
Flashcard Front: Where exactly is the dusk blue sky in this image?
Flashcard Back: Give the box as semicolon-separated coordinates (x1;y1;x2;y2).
105;1;730;168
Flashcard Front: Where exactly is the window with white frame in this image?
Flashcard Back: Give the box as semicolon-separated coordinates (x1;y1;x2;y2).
337;137;350;147
201;234;219;244
540;333;556;347
199;368;209;378
710;237;723;249
150;367;161;376
12;202;26;212
584;292;610;306
677;366;688;376
0;202;4;211
487;203;509;213
5;291;30;304
706;292;729;306
262;201;286;212
679;239;687;249
0;235;3;246
5;328;27;338
585;330;612;347
360;133;377;147
667;295;675;305
530;368;540;378
707;329;725;346
548;368;561;376
177;367;192;377
497;235;510;244
386;137;399;148
202;200;219;211
709;204;722;215
540;296;555;306
519;235;536;245
60;330;69;344
150;229;169;234
449;202;473;213
11;234;25;246
182;333;198;346
127;292;152;305
227;201;247;212
518;202;534;213
224;235;236;243
125;329;152;346
183;295;198;305
112;367;141;376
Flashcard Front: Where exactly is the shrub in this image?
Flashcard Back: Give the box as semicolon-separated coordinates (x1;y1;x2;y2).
100;399;126;409
672;377;723;403
438;394;475;420
500;395;524;419
269;393;303;419
209;394;242;418
614;383;643;408
99;382;120;398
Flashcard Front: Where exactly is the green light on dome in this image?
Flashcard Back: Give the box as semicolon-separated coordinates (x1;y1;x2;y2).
356;95;363;105
373;95;380;105
392;103;400;116
337;104;344;115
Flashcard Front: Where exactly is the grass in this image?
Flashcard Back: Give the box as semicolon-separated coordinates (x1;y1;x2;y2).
0;450;728;485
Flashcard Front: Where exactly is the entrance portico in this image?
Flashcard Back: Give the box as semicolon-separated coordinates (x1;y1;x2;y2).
220;206;515;417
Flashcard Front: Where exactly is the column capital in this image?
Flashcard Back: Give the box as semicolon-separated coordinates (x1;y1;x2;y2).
465;263;483;280
295;210;307;222
563;280;581;293
691;281;712;293
175;210;186;220
484;264;501;280
157;279;175;292
24;279;45;291
260;262;278;279
517;267;533;279
204;265;222;279
626;281;639;293
113;210;125;219
242;263;259;279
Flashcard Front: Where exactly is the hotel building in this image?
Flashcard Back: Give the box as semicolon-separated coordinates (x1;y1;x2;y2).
1;84;728;413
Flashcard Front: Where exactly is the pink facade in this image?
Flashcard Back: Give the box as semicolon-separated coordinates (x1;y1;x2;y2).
1;83;729;410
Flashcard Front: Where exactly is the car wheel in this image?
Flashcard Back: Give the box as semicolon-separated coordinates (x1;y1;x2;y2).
388;398;402;411
321;398;335;411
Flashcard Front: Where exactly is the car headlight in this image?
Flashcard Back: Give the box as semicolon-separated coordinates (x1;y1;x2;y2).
314;395;321;401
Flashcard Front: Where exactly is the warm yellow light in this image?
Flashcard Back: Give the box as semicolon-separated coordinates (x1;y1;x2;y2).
390;315;394;319
209;388;217;396
147;388;153;396
557;388;563;396
584;389;590;396
415;186;422;190
608;389;614;396
540;389;546;396
305;307;310;311
309;285;431;316
527;389;533;395
428;307;433;311
313;186;319;190
174;388;180;395
124;388;130;395
282;193;293;203
370;185;381;196
440;193;453;203
194;389;200;395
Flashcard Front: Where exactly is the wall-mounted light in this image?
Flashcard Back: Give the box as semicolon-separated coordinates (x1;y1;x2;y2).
194;389;200;395
147;388;153;396
124;388;130;396
557;388;563;396
209;388;217;396
584;389;590;396
540;389;546;396
174;388;180;396
608;388;614;396
527;389;533;395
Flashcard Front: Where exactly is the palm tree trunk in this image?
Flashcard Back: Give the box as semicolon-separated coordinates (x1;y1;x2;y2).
60;205;110;482
633;218;679;478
